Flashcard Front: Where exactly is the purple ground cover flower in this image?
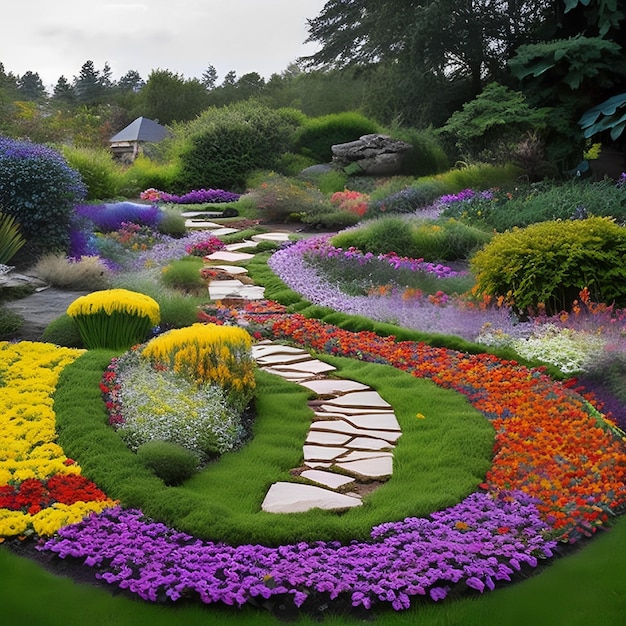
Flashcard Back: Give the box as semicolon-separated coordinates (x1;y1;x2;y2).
41;490;555;610
268;237;526;342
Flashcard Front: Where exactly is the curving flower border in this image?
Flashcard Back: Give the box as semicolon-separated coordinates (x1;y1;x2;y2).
0;342;117;538
32;310;626;612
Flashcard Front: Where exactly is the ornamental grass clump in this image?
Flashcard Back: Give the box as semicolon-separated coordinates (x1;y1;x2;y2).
67;289;160;350
141;323;256;411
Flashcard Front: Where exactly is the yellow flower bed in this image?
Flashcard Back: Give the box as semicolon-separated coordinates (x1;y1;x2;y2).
0;342;117;537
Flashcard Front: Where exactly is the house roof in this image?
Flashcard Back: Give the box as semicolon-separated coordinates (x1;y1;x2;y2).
109;117;169;143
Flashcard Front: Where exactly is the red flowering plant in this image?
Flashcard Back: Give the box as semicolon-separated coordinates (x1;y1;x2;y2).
330;189;370;217
185;235;225;257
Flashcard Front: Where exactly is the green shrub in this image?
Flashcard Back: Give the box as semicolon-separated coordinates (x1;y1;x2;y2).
160;257;205;294
409;218;492;261
392;126;450;176
245;171;328;222
61;146;122;201
157;208;187;237
438;163;522;192
119;155;180;197
42;314;84;348
333;216;417;257
0;137;86;254
471;217;626;313
295;111;382;163
274;152;317;176
332;215;491;261
136;440;199;485
174;102;301;192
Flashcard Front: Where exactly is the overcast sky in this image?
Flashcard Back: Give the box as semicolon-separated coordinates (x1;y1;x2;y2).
2;0;327;90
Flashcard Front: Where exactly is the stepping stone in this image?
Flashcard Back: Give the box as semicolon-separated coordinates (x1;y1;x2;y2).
298;379;370;395
261;482;362;513
180;211;222;218
252;344;308;357
303;445;348;462
210;227;240;237
271;360;336;375
224;241;258;251
346;436;393;451
205;251;255;262
306;431;352;446
251;232;292;242
255;353;313;366
300;469;355;489
260;367;312;382
341;413;401;431
323;390;391;409
185;220;222;229
335;456;393;479
205;264;249;275
208;282;265;300
310;420;402;443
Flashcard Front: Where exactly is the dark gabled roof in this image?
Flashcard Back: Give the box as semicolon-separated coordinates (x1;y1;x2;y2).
109;117;169;143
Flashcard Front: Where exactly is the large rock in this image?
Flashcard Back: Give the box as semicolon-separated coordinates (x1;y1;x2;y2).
331;134;413;176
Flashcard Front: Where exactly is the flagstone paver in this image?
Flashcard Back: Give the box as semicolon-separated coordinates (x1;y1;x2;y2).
205;250;255;263
261;482;362;513
300;469;356;489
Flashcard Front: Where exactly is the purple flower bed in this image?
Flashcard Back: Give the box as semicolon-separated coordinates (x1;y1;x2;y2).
269;237;526;342
299;236;465;279
41;490;555;610
75;202;162;233
160;189;241;204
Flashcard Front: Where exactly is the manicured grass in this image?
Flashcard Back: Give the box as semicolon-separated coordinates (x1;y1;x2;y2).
52;350;493;545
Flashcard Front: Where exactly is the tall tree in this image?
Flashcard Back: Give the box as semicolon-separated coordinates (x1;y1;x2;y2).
133;69;209;124
201;64;218;90
51;76;76;107
17;71;47;101
73;60;104;105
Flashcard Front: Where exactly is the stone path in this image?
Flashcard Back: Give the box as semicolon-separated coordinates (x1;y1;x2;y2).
199;228;403;514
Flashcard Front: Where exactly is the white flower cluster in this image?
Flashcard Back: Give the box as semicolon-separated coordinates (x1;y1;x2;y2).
115;359;243;458
479;322;606;374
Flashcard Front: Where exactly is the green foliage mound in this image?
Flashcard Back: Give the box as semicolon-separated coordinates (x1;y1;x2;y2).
160;256;206;294
471;217;626;313
294;111;382;163
392;126;450;176
332;216;491;261
136;440;199;485
42;314;84;348
174;103;303;192
0;137;86;254
443;179;626;232
62;146;122;201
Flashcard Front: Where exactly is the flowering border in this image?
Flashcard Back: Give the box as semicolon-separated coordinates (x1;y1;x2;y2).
35;310;626;612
